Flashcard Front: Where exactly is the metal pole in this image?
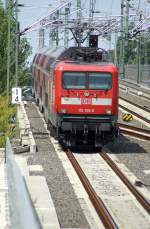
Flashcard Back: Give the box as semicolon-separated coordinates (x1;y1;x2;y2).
6;0;12;150
89;0;95;19
137;35;141;84
64;6;69;47
49;15;54;47
125;0;129;36
87;0;95;46
120;0;125;79
5;147;6;163
114;32;118;66
137;13;142;84
15;0;19;86
76;0;81;47
56;10;59;46
6;1;11;102
39;29;45;49
123;0;130;79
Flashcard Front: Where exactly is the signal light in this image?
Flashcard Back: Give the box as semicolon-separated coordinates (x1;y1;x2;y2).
89;35;98;48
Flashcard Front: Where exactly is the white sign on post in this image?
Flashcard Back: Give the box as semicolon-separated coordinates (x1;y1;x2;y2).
12;87;22;104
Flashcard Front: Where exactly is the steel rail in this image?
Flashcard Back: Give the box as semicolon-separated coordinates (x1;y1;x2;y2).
119;88;150;101
100;151;150;214
119;96;150;113
119;83;150;101
117;122;150;134
118;123;150;135
119;104;150;125
117;123;150;141
66;149;119;229
120;129;150;141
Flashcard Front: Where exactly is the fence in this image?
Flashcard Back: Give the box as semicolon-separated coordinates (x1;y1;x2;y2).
124;64;150;86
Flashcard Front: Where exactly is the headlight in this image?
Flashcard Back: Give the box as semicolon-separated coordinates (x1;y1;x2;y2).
60;108;67;113
106;109;111;114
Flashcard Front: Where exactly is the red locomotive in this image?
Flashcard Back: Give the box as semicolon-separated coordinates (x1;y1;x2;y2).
32;47;119;147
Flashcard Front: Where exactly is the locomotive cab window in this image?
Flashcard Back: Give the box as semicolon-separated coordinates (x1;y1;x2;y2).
62;72;112;90
89;73;112;90
62;72;86;89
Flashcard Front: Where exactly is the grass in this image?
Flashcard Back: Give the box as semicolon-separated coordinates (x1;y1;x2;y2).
0;95;18;147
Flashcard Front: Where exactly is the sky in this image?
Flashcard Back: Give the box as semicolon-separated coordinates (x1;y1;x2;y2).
9;0;150;61
19;0;121;30
17;0;121;61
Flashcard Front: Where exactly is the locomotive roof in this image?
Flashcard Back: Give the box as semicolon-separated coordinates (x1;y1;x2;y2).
35;46;108;63
62;61;114;66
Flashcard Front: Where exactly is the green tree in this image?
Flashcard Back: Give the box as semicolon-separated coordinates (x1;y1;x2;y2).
124;39;137;64
0;2;8;93
18;37;32;86
0;1;32;93
116;30;150;66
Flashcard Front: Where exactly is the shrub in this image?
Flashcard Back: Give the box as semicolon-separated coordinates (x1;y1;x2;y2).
0;95;17;147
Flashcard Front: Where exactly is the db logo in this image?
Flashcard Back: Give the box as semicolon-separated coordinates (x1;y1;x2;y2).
84;91;90;97
81;98;92;105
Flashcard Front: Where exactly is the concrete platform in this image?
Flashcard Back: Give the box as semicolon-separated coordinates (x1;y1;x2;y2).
27;176;60;229
15;156;60;229
0;149;11;229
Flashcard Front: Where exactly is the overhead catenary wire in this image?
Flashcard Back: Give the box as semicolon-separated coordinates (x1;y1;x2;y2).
19;0;150;49
20;0;73;35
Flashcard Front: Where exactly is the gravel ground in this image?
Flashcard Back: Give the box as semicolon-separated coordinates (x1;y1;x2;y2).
24;84;150;226
119;87;150;131
118;109;150;130
73;152;150;229
120;79;150;93
106;135;150;190
119;90;150;109
25;103;90;229
106;87;150;191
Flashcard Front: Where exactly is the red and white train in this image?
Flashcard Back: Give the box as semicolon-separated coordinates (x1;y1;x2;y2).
32;47;119;147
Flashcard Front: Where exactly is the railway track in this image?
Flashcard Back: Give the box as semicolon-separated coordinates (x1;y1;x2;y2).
25;102;150;228
66;149;118;229
100;150;150;214
119;83;150;101
118;123;150;141
119;103;150;125
119;96;150;113
66;148;150;229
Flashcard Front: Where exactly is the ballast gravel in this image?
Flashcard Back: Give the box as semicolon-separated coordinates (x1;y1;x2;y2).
106;135;150;191
119;89;150;130
25;103;90;229
119;90;150;110
106;88;150;191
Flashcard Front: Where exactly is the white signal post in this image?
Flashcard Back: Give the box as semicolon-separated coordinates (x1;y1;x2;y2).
12;87;22;104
